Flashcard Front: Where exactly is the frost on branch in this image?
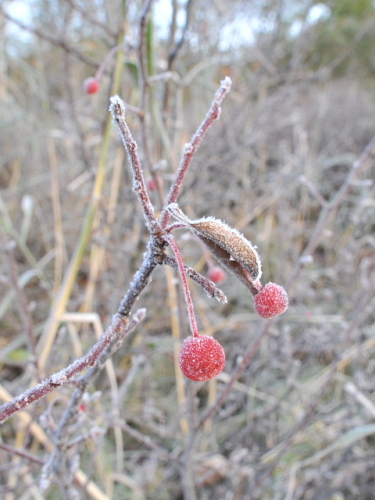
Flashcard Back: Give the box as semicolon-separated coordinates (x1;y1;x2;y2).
109;95;160;235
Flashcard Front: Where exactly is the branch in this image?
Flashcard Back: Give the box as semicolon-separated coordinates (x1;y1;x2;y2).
162;254;227;303
167;0;194;69
0;232;38;362
2;10;98;69
109;96;163;238
165;235;200;337
137;0;154;173
286;134;375;290
0;310;145;425
160;77;232;228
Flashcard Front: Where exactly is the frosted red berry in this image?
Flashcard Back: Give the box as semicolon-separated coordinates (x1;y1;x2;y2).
83;77;100;94
254;282;288;318
207;266;226;284
179;335;225;381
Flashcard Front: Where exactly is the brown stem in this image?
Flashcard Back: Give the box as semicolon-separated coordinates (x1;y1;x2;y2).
165;235;200;337
162;254;227;303
0;442;45;465
2;10;98;68
137;0;154;172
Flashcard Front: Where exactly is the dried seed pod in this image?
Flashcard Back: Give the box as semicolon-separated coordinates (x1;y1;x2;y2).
167;203;262;281
198;234;260;296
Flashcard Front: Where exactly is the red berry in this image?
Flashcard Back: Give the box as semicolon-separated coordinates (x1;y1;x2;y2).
147;178;156;191
147;176;164;192
179;335;225;381
207;266;226;284
254;282;288;318
83;77;100;94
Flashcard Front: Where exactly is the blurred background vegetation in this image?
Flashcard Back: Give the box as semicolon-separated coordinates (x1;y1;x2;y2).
1;0;375;499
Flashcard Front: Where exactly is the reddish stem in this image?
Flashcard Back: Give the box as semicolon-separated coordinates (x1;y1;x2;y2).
165;235;200;338
160;77;232;229
110;96;162;238
95;43;125;81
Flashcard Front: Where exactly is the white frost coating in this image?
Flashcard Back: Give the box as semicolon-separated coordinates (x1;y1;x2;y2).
300;255;313;264
133;308;147;321
183;143;194;154
109;95;125;114
254;282;288;318
220;76;232;91
204;287;228;304
39;413;48;428
179;335;226;381
40;474;51;491
90;426;106;438
50;372;63;385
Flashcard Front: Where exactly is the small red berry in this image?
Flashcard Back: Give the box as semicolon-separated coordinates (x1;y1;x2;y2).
147;178;156;191
147;176;164;192
207;266;226;284
254;282;288;318
179;335;225;381
83;77;100;94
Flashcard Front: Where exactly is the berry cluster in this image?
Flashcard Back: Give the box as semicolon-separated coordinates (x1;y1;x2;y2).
166;205;289;382
110;83;288;385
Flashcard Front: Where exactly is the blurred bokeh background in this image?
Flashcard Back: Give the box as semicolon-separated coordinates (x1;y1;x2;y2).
1;0;375;498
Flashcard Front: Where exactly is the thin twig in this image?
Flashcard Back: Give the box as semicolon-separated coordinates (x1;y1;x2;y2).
160;77;232;228
120;420;174;462
0;443;45;466
0;232;38;361
165;235;200;337
137;0;154;172
167;0;194;69
162;254;227;303
39;309;146;488
163;0;193;113
109;96;162;238
2;10;98;68
63;0;118;39
287;134;375;290
0;310;145;425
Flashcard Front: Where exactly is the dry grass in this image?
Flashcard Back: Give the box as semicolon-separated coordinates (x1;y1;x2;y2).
1;1;375;499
